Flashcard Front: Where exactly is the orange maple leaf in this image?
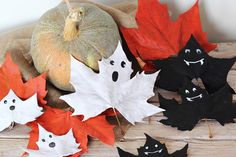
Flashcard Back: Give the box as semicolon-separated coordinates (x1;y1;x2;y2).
27;106;115;156
0;53;47;105
120;0;217;71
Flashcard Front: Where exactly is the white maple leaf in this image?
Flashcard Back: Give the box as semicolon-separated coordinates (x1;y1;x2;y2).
0;90;43;132
26;124;81;157
60;42;164;124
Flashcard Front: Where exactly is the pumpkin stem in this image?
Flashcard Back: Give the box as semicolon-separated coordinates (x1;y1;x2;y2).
63;7;85;41
64;0;72;11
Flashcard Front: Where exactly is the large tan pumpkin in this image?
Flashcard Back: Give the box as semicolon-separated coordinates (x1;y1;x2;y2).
30;2;120;91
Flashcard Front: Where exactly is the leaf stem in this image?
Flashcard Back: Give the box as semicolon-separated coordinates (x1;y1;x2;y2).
112;107;125;136
206;120;213;138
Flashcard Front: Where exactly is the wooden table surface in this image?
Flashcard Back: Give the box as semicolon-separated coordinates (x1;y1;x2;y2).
1;43;236;157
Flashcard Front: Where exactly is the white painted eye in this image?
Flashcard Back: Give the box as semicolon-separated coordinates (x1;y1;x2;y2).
185;90;190;94
155;144;158;148
193;88;197;92
145;146;149;149
196;49;202;54
185;49;190;53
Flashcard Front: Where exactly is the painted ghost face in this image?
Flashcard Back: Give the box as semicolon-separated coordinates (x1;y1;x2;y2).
0;90;42;132
179;79;207;103
37;125;58;151
138;134;168;157
179;35;207;68
99;42;133;83
36;124;81;156
1;90;21;112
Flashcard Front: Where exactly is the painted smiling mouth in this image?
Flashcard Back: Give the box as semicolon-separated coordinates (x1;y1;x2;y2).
144;149;163;155
186;94;203;102
184;58;204;66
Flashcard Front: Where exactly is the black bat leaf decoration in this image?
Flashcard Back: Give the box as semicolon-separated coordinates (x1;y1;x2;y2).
117;147;137;157
159;78;236;131
117;134;188;157
154;35;236;94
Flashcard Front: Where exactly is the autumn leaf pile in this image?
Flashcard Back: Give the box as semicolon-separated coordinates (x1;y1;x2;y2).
0;54;115;157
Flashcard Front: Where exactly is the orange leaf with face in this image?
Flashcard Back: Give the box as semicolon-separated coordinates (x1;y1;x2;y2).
27;106;115;157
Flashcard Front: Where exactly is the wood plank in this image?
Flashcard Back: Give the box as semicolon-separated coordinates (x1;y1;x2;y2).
210;42;236;59
124;116;236;141
0;139;27;157
2;138;236;157
0;125;30;139
2;113;236;141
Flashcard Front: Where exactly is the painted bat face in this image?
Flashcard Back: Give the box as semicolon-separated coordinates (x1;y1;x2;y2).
179;35;207;66
178;35;208;77
99;42;133;83
179;79;207;103
137;134;168;157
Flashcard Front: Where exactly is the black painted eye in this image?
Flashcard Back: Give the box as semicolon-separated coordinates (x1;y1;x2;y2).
49;135;52;138
110;60;114;65
121;61;126;68
196;49;202;54
12;99;16;103
42;139;46;142
4;100;7;104
185;49;190;53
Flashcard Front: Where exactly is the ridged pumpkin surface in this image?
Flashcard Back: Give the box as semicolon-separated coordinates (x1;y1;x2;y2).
30;2;120;91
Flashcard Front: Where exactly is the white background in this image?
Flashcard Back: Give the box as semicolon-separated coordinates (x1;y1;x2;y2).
0;0;236;42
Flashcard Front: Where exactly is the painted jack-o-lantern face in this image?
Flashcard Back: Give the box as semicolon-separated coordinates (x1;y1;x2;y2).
179;79;208;103
137;134;168;157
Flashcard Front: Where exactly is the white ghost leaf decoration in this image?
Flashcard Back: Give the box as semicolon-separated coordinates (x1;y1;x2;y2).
26;124;81;157
60;42;164;124
0;90;43;132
